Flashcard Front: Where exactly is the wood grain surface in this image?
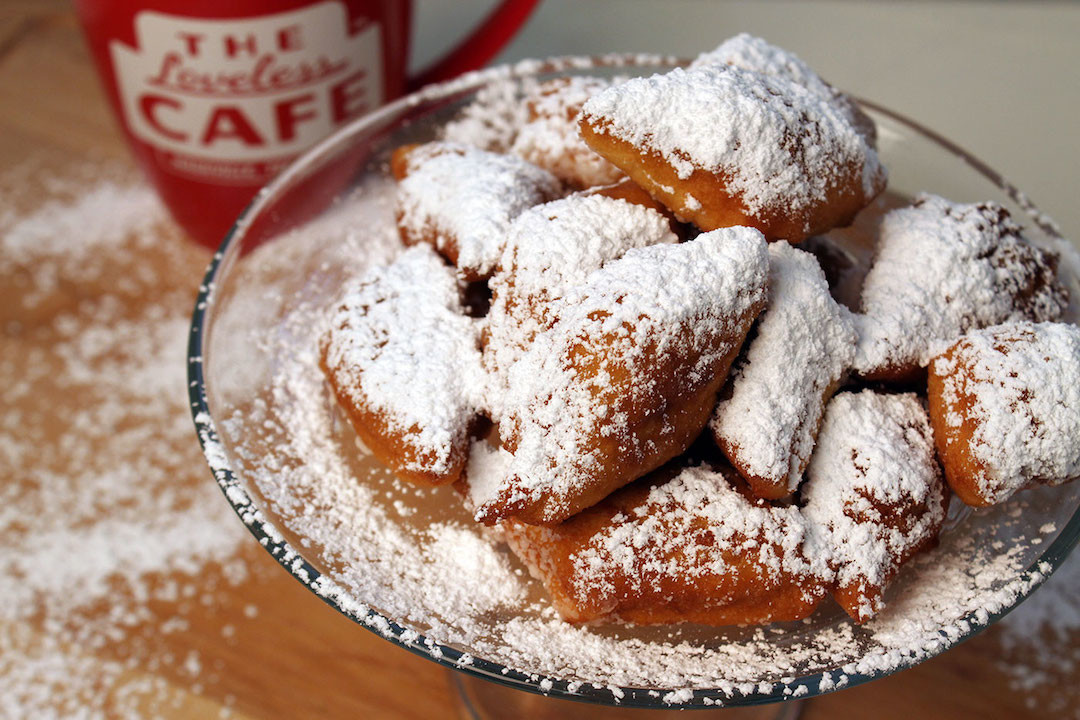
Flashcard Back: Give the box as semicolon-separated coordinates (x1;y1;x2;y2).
0;5;1074;719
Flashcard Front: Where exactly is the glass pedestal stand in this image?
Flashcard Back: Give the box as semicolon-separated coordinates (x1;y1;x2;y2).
451;672;804;720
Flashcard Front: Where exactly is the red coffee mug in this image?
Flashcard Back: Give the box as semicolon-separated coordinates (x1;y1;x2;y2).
75;0;539;247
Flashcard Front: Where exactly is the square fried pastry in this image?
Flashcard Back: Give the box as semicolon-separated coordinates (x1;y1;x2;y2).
319;245;483;486
578;42;885;242
472;227;769;526
928;321;1080;507
510;76;624;189
853;193;1067;382
391;141;562;279
483;191;680;396
474;448;830;626
803;391;948;623
711;242;857;499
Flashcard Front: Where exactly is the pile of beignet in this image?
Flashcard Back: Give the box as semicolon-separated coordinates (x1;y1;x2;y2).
319;34;1079;627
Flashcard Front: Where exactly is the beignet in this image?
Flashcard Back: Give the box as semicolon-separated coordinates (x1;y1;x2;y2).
483;453;830;625
392;141;562;279
927;322;1080;506
579;59;885;241
510;76;624;189
319;245;483;485
712;242;856;499
483;192;680;398
473;227;769;525
803;391;948;623
853;193;1067;382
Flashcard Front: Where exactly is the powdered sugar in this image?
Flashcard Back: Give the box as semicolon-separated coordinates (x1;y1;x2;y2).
510;76;624;188
395;142;562;278
484;192;679;393
494;462;829;626
995;551;1080;714
207;178;1079;704
1;174;251;717
189;57;1080;706
565;464;825;601
494;194;678;305
803;392;947;621
854;193;1068;377
690;33;875;144
440;74;537;153
478;228;768;523
580;62;883;219
712;242;856;497
462;442;516;512
691;33;836;103
930;322;1080;504
321;244;484;478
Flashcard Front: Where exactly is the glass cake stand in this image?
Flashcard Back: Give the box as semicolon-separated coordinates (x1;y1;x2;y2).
188;56;1080;716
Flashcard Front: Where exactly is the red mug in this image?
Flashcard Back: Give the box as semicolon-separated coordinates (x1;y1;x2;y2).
75;0;539;247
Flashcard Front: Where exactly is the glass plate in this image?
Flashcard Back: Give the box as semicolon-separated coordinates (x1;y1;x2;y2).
188;55;1080;709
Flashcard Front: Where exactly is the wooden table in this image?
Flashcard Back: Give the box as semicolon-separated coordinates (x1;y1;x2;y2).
0;4;1074;718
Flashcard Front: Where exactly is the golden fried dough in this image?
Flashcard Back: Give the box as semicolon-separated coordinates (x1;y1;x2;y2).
319;245;483;486
928;322;1080;507
803;391;948;623
712;243;856;499
471;227;769;526
481;455;830;625
510;76;624;189
392;141;562;279
853;193;1067;383
578;62;885;242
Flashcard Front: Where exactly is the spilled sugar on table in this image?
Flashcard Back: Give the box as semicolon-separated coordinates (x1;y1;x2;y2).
0;4;1070;718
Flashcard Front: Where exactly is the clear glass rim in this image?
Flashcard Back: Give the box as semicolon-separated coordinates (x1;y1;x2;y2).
187;54;1080;710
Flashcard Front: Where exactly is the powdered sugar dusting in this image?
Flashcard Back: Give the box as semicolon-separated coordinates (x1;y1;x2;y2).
440;75;537;153
495;194;679;305
580;62;883;218
463;442;515;511
712;242;856;496
854;193;1068;376
566;465;826;603
211;182;1079;704
804;392;947;621
482;228;768;523
510;76;624;188
189;58;1080;706
321;244;484;477
691;33;836;103
690;33;874;144
930;322;1080;504
484;193;679;394
1;174;251;717
995;551;1080;714
396;142;561;277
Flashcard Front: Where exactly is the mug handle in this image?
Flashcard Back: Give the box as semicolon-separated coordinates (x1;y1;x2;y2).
407;0;541;91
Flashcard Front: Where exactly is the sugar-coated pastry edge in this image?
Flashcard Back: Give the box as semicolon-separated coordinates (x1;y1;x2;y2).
928;321;1080;507
803;390;948;623
393;141;563;279
712;242;856;498
853;193;1068;381
473;227;769;525
320;245;484;485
